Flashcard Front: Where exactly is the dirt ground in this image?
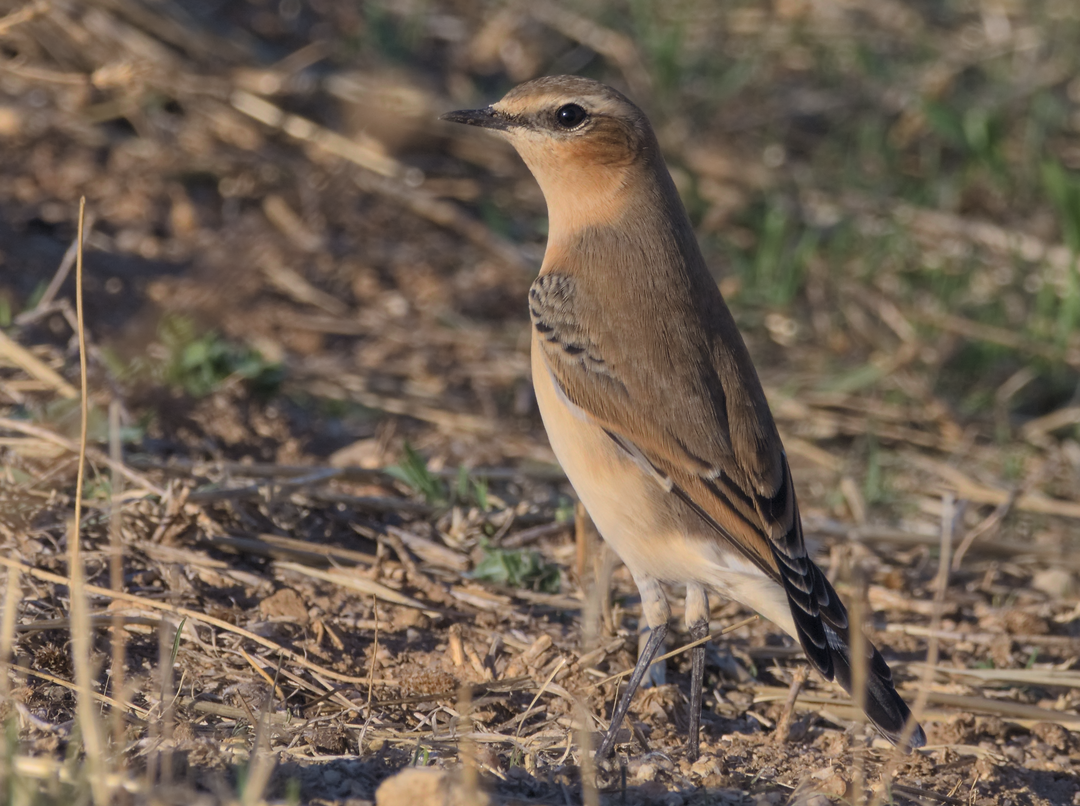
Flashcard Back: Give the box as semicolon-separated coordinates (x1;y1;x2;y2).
1;1;1079;804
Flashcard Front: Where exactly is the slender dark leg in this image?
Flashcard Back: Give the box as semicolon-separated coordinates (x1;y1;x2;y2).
685;583;710;762
687;614;709;761
596;622;668;760
639;624;666;688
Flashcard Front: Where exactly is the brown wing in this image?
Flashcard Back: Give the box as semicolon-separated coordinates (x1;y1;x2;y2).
529;268;837;675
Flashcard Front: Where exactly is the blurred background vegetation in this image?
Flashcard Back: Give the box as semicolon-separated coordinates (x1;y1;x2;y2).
1;0;1078;454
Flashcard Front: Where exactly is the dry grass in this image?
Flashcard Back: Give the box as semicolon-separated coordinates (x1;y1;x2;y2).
0;1;1078;804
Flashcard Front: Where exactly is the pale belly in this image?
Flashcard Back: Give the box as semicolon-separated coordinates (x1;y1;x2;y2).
531;335;798;638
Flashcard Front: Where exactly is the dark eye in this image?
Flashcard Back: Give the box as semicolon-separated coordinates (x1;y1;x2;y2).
555;103;588;129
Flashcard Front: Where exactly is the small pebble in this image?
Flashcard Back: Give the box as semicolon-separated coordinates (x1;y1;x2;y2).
634;762;659;782
374;768;491;806
628;751;674;783
690;756;720;777
1032;568;1075;597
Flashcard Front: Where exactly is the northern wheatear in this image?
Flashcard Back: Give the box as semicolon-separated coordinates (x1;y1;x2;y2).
443;76;925;760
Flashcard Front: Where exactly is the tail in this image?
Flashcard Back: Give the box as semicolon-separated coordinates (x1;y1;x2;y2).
782;562;926;750
820;613;927;750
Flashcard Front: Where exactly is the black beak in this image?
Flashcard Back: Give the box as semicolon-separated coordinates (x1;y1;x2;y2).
440;106;511;131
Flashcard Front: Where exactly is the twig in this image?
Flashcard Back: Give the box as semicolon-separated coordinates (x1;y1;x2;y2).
501;520;573;548
357;598;379;751
204;533;377;567
185;467;346;503
754;685;1080;729
906;453;1080;519
260;251;345;314
911;664;1080;689
0;329;79;399
15;614;160;633
239;663;279;806
458;684;480;800
0;0;47;37
292;490;441;516
806;516;1080;569
516;658;567;742
1021;406;1080;445
10;756;143;794
914;307;1079;369
230;88;403;177
274;560;444;618
884;624;1080;649
0;417;165;497
183;696;301;725
575;696;599;806
27;210;96;316
890;783;964;806
352;675;537;709
914;692;1080;727
108;400;128;750
70;197;109;805
773;666;809;746
951;491;1019;571
0;566;20;706
386;525;469;574
847;552;868;802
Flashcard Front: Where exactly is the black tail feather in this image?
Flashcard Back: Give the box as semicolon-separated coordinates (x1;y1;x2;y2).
793;567;926;751
824;621;927;750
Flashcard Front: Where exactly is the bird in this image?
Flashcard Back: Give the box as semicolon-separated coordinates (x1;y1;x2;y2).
442;75;926;761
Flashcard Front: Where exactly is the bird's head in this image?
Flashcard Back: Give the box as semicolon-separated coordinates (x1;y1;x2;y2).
442;76;661;235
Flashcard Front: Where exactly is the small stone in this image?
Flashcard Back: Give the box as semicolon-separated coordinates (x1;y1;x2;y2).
1031;722;1069;751
691;756;720;777
627;751;674;782
1032;569;1075;598
634;761;659;782
375;768;490;806
258;588;309;624
818;775;847;797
